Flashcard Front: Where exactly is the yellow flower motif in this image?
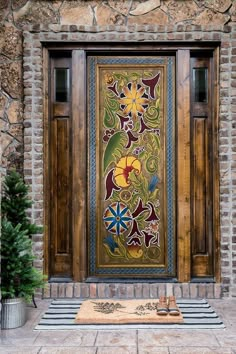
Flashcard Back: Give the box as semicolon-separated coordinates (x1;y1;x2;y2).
114;155;141;188
119;82;149;119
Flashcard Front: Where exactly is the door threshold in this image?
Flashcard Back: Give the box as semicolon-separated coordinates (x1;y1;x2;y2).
85;277;179;283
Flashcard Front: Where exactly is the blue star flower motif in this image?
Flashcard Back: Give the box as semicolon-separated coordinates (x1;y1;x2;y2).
103;202;133;235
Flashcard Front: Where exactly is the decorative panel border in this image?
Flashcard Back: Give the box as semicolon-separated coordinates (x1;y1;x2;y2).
88;56;175;277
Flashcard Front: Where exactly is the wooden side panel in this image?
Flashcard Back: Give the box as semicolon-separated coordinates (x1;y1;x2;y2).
177;50;191;282
190;57;214;278
49;56;72;279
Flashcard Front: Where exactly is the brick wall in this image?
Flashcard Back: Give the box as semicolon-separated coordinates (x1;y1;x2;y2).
1;1;236;298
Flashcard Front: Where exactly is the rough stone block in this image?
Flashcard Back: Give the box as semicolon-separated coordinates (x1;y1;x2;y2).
1;61;22;99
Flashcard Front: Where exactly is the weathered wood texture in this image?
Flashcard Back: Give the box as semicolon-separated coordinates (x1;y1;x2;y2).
72;50;87;281
177;50;191;282
190;57;214;277
49;56;72;278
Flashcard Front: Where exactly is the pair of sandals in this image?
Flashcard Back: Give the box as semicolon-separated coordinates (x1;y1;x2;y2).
157;296;180;316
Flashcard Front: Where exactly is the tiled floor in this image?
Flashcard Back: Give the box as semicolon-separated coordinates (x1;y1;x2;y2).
1;299;236;354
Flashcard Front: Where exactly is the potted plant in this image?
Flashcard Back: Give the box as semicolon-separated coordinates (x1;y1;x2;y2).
1;171;45;329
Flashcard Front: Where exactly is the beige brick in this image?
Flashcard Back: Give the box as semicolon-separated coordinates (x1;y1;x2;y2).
74;283;81;298
134;283;143;298
90;283;97;298
65;283;74;298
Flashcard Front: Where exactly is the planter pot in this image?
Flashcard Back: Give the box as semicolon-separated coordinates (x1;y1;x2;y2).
1;298;26;329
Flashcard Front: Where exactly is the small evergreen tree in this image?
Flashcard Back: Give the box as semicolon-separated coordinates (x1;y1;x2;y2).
2;171;40;237
1;171;45;300
1;220;45;301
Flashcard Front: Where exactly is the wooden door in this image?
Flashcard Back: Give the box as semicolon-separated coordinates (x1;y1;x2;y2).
87;55;176;278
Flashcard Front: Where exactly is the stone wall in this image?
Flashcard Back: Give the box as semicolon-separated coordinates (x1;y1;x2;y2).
1;0;235;172
1;0;236;297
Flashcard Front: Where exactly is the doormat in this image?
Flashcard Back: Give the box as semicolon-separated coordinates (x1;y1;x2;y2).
75;299;183;324
35;299;225;330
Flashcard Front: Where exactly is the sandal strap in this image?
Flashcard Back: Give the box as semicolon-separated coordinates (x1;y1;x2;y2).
169;307;179;312
157;307;168;311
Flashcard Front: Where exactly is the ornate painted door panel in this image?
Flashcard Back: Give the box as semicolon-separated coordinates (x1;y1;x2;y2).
88;56;175;278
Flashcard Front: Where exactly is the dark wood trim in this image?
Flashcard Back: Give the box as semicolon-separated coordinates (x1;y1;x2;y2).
43;42;219;52
177;49;191;282
213;47;221;282
72;50;87;281
43;46;49;278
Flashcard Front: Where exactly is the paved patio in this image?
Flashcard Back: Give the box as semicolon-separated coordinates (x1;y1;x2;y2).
1;298;236;353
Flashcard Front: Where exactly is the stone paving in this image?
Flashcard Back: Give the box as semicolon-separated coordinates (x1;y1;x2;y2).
1;299;236;354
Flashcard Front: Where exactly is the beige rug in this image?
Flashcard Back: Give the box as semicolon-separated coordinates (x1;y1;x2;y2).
75;299;184;324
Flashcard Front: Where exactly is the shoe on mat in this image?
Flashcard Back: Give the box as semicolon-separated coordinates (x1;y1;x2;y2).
157;296;168;316
168;296;180;316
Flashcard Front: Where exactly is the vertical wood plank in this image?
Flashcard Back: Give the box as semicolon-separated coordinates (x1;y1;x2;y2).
51;118;58;264
56;118;70;253
43;47;49;278
177;50;191;282
72;50;87;281
192;117;211;276
213;47;220;282
51;117;72;276
193;118;207;254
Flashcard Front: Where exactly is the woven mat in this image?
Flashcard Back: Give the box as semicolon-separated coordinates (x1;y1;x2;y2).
35;299;225;330
75;299;183;324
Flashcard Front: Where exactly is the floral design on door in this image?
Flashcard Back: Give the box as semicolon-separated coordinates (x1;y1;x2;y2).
102;69;162;264
88;57;175;276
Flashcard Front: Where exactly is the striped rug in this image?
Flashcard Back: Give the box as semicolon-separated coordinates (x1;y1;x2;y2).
35;299;225;330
